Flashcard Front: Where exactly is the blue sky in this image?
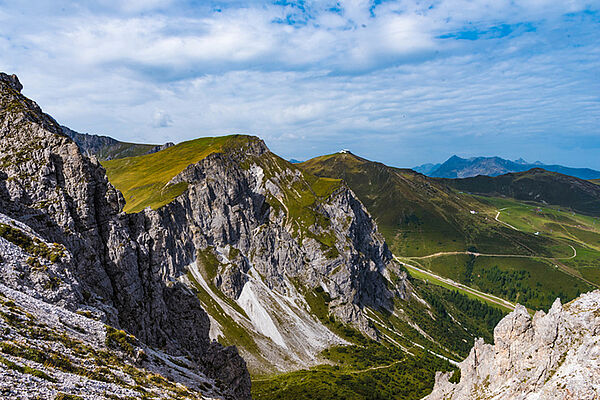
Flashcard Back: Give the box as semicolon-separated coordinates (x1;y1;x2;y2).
1;0;599;168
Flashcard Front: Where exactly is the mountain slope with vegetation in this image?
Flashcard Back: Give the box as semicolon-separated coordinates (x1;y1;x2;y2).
440;168;600;216
300;152;596;312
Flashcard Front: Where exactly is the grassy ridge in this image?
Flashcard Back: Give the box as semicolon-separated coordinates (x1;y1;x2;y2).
300;152;599;312
299;153;562;258
102;135;253;213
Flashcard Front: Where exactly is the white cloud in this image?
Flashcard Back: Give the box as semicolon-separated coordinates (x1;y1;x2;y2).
0;0;598;168
152;110;173;128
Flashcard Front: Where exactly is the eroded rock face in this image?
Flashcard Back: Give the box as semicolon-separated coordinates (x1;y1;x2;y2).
0;73;408;391
424;291;600;400
0;74;250;399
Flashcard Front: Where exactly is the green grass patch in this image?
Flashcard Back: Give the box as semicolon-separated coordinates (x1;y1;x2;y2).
0;223;65;262
105;326;137;357
102;135;254;213
0;354;56;382
252;349;455;400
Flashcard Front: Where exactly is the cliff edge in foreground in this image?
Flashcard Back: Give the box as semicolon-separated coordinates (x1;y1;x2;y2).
425;290;600;400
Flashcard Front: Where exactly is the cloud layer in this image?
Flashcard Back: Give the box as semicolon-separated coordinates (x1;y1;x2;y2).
0;0;598;167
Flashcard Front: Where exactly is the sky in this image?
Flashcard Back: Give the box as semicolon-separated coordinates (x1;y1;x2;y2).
1;1;599;168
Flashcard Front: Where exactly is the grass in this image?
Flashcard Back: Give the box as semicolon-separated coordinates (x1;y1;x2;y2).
252;348;454;400
102;135;255;213
402;263;511;312
105;326;137;357
0;223;65;263
0;354;56;382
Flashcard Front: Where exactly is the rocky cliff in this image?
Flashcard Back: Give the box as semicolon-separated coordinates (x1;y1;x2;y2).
0;70;412;395
424;290;600;400
99;130;407;373
0;72;250;399
61;125;174;161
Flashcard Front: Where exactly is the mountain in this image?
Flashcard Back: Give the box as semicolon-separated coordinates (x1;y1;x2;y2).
441;168;600;216
61;125;174;161
300;152;563;258
0;72;251;399
412;162;441;175
299;152;595;312
2;73;516;400
421;155;600;180
426;290;600;399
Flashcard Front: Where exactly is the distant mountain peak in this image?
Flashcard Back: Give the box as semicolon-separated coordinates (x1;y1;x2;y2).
514;157;529;164
418;155;600;180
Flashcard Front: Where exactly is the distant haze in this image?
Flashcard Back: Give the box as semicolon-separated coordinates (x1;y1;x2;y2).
1;1;599;169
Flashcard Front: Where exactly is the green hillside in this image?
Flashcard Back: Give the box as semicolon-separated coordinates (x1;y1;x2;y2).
300;153;563;258
299;152;597;311
440;168;600;216
102;135;254;213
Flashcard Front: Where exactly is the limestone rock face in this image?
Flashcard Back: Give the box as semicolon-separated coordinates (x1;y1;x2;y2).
424;290;600;400
0;74;250;399
0;72;408;391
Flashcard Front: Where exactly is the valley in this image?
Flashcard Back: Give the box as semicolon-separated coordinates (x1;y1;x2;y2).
1;72;598;399
300;151;599;313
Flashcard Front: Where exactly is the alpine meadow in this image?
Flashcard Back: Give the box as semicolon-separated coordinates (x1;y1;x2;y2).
0;1;599;399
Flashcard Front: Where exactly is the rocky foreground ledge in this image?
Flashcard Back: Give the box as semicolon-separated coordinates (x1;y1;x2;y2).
424;290;600;400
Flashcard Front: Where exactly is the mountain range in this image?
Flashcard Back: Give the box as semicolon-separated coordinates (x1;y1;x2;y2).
1;72;599;399
415;155;600;180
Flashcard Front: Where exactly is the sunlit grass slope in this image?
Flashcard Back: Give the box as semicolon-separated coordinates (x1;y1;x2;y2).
299;152;561;258
102;135;252;213
299;152;599;311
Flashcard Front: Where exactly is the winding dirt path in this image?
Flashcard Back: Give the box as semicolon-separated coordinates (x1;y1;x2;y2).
408;245;576;261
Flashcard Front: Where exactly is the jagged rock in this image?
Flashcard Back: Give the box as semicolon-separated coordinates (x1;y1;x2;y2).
0;282;225;399
0;73;22;92
424;290;600;400
0;74;250;399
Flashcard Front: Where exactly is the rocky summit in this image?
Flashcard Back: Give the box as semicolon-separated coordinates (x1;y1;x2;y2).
0;72;251;399
425;290;600;400
0;72;413;397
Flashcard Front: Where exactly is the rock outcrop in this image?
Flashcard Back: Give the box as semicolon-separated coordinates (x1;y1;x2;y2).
0;72;250;399
61;125;174;161
1;71;409;390
424;290;600;400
